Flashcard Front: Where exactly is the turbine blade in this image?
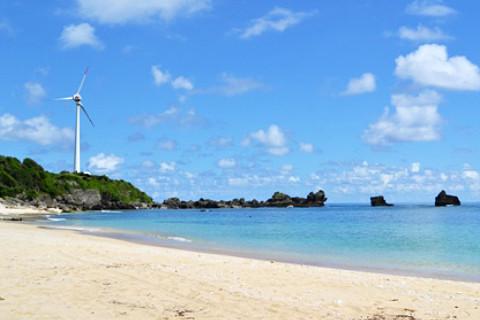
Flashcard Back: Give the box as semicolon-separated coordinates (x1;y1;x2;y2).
78;103;95;127
55;97;73;101
76;67;89;94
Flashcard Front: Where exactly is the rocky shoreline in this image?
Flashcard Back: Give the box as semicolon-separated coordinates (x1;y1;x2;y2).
0;190;328;219
1;191;151;214
1;188;465;219
157;190;327;209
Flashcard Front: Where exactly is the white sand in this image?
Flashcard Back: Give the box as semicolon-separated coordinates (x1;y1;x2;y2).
0;201;61;216
0;222;479;319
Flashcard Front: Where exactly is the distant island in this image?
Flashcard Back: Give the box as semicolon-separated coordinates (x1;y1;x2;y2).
159;190;327;209
0;156;153;212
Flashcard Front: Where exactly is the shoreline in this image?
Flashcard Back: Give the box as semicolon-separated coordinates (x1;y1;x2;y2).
0;202;62;217
1;221;479;319
40;223;480;284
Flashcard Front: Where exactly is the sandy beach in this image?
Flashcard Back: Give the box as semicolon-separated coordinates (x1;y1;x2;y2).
0;201;62;218
0;222;479;320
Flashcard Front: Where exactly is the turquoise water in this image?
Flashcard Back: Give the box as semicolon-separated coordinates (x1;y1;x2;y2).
43;204;480;281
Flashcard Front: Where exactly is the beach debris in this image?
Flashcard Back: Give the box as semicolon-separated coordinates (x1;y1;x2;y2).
0;296;4;301
362;314;417;320
174;308;194;318
0;217;23;222
435;190;461;207
370;196;393;207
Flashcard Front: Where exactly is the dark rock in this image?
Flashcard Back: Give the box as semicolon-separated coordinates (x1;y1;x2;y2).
249;199;260;208
435;190;461;207
160;190;327;209
370;196;393;207
194;198;219;209
266;192;293;207
1;217;22;221
305;190;327;207
162;197;181;209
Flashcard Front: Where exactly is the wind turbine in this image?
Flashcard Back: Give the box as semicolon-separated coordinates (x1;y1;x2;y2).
56;68;95;173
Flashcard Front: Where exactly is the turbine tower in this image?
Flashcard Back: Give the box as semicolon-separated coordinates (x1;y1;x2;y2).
56;68;95;173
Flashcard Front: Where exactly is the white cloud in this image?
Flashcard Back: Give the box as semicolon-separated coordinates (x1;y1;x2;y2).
463;169;480;180
160;161;176;173
250;125;285;146
395;44;480;91
88;153;124;173
299;142;314;153
217;158;236;169
216;73;264;96
227;177;249;187
343;73;376;95
24;82;46;105
363;90;442;146
59;23;103;49
151;66;171;86
76;0;211;24
245;124;289;156
142;160;155;168
130;107;178;127
0;113;73;146
268;147;289;156
280;164;293;174
411;162;421;173
130;107;204;128
288;176;300;183
398;25;451;42
210;137;233;148
171;76;194;90
406;0;456;17
151;66;193;90
309;161;480;198
147;177;160;187
157;138;177;150
240;7;315;39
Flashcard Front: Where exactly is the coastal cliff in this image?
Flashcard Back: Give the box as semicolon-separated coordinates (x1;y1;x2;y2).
0;156;153;212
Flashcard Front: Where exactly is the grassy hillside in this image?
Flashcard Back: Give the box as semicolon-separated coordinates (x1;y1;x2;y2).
0;156;152;207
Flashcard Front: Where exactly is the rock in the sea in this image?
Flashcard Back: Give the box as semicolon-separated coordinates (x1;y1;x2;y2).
435;190;461;207
161;190;327;209
305;190;327;206
370;196;393;207
266;192;293;207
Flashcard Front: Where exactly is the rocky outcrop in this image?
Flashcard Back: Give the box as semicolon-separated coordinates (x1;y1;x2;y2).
435;190;461;207
0;155;153;212
370;196;393;207
306;190;327;206
161;190;327;209
4;189;150;212
266;192;293;207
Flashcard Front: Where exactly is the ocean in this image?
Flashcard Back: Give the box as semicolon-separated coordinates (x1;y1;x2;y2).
41;204;480;281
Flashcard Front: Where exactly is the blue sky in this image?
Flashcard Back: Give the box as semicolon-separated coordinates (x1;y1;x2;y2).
1;0;480;202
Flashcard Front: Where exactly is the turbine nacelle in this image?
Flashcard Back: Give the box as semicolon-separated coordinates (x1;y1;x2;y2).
73;94;82;103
